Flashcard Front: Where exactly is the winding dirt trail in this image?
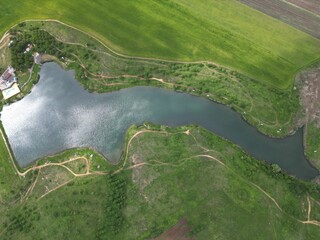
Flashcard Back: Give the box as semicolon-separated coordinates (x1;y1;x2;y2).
69;52;172;88
20;156;108;178
0;33;9;49
120;129;320;228
3;123;320;227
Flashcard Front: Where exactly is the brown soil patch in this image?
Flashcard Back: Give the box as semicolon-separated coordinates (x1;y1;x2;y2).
40;54;58;63
296;64;320;127
238;0;320;39
131;154;144;184
32;167;73;199
130;154;159;202
153;219;195;240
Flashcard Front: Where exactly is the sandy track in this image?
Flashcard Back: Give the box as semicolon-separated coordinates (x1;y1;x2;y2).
0;33;9;50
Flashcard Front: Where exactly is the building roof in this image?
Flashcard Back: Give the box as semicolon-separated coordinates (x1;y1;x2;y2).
0;66;16;90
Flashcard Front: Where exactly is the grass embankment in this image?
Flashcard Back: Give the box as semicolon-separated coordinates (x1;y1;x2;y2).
0;122;23;201
0;0;320;89
305;123;320;170
1;124;320;239
1;21;303;137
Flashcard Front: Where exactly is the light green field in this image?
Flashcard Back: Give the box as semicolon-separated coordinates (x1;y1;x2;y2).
1;0;320;89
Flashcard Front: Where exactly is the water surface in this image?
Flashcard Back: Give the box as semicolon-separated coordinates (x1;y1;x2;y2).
1;63;318;179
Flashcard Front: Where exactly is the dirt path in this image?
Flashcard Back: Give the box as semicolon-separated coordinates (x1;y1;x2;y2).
121;129;320;228
307;196;311;221
21;64;35;89
196;154;320;226
21;156;110;200
3;19;242;76
70;52;172;87
0;33;9;49
38;177;76;200
120;128;190;170
20;156;108;177
3;122;320;228
21;169;41;202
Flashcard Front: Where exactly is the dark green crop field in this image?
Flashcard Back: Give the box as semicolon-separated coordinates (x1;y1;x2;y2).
1;0;320;89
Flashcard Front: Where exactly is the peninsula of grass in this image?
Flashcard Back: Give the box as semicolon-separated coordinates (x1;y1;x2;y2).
1;0;320;89
1;122;320;239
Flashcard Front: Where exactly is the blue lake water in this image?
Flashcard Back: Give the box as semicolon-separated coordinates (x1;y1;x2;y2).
1;62;318;179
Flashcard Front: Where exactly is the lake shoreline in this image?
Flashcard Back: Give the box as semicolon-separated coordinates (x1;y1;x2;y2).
1;62;318;179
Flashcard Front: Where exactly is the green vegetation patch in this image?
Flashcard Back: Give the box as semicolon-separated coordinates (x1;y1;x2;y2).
305;122;320;170
1;124;320;239
0;123;24;201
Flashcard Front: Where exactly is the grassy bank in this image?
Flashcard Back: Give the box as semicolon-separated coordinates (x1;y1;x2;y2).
1;124;320;239
305;123;320;170
0;0;320;89
2;21;304;137
0;122;23;201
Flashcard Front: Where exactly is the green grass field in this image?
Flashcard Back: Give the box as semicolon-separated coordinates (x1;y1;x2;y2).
1;124;320;239
1;0;320;89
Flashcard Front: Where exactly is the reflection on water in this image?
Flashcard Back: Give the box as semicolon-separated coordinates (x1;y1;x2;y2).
1;63;318;179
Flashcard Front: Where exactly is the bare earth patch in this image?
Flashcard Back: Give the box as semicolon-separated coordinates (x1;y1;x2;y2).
31;167;74;200
296;65;320;127
154;218;195;240
130;153;159;202
131;154;144;185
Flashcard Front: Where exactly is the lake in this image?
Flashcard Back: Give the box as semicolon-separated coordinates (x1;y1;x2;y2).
1;62;318;179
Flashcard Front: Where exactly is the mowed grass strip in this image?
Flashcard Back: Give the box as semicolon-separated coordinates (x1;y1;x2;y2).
0;0;320;89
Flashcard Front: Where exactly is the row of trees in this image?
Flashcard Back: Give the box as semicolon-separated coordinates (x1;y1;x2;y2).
95;174;127;239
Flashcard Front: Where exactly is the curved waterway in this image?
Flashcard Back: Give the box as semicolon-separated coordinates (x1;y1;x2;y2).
1;63;318;179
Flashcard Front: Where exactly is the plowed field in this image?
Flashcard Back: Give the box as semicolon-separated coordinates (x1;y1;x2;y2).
238;0;320;39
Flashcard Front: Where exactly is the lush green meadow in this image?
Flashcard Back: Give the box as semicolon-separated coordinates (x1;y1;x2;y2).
1;124;320;239
1;0;320;89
